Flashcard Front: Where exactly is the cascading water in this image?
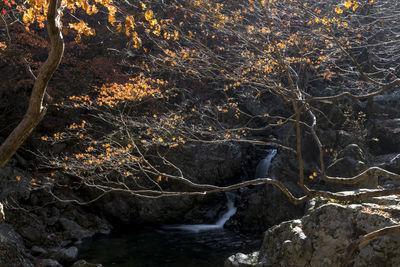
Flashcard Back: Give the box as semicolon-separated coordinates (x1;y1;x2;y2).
165;192;237;233
254;149;277;179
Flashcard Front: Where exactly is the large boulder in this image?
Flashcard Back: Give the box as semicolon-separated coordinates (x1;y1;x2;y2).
325;144;378;191
0;223;33;266
50;246;79;265
369;118;400;155
0;166;31;201
225;252;267;267
58;218;94;241
229;194;400;267
228;185;305;232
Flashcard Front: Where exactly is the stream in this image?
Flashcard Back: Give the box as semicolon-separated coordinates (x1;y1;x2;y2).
78;227;260;267
78;150;277;266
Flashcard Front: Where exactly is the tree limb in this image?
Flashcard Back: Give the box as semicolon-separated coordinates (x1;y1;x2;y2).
0;0;64;168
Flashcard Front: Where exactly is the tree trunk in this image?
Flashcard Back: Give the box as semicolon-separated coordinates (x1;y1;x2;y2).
0;0;64;168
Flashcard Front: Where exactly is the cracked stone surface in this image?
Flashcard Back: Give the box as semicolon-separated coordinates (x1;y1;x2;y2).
226;195;400;267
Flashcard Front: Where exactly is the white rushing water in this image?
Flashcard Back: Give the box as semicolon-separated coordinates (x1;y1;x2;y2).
254;149;277;179
165;192;237;233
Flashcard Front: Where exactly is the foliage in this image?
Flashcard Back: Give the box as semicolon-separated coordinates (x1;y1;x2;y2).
0;1;400;264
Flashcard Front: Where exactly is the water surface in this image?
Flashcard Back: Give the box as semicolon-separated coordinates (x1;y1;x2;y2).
79;227;261;267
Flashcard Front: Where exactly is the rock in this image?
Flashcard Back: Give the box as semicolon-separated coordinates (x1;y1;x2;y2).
31;245;47;256
225;252;269;267
375;153;400;174
19;225;44;242
36;259;62;267
0;166;31;201
72;260;103;267
165;142;243;185
339;143;366;161
229;185;304;232
0;223;33;266
52;246;78;264
337;130;355;148
252;196;400;267
60;209;112;236
370;118;400;154
326;144;378;190
59;218;94;241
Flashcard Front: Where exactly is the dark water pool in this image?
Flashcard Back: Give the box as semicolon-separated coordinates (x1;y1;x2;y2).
78;227;261;267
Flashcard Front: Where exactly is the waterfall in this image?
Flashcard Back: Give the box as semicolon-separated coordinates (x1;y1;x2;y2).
254;149;277;179
164;150;277;233
165;192;237;233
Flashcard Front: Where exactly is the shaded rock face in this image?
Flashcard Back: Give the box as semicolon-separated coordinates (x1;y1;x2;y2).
100;194;196;225
97;143;243;225
370;118;400;155
322;143;377;192
165;143;243;185
100;192;227;225
58;218;94;241
0;223;33;266
50;246;78;265
228;195;400;267
228;185;305;233
0;166;32;201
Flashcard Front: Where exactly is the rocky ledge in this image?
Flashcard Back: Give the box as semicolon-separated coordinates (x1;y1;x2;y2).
225;192;400;267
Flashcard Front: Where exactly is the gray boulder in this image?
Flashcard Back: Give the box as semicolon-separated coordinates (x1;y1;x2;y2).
31;245;47;256
0;166;31;201
51;246;78;264
225;252;269;267
370;118;400;154
59;218;94;241
326;144;378;190
0;223;33;266
243;195;400;267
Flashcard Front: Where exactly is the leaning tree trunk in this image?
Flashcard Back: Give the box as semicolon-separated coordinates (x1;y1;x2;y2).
0;0;64;168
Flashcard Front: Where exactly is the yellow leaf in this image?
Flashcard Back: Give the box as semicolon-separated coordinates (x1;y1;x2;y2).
149;19;157;26
116;23;122;32
352;2;358;11
145;10;153;21
335;7;343;14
